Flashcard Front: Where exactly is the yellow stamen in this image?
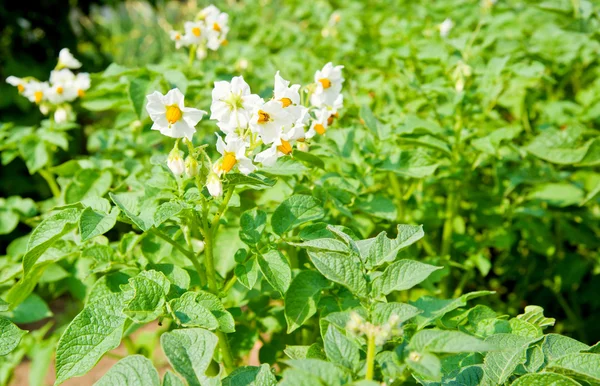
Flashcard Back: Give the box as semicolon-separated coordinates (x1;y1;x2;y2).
327;115;334;125
280;97;292;108
314;123;326;135
221;39;228;46
78;89;85;98
213;22;221;32
318;78;331;89
192;27;201;37
175;33;181;40
17;84;24;93
277;139;293;155
221;152;237;173
257;110;270;124
34;91;43;103
56;86;64;94
166;104;183;125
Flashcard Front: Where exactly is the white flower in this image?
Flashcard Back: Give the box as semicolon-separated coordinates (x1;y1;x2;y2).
54;106;71;123
205;11;229;51
146;88;206;140
254;123;305;166
310;62;344;108
210;76;262;133
23;80;50;104
296;141;309;152
47;69;77;104
215;134;255;175
199;5;221;21
170;30;188;49
306;108;330;138
183;21;205;45
206;172;223;197
249;100;294;144
73;73;91;98
6;76;27;93
439;18;454;38
58;48;82;69
167;147;185;176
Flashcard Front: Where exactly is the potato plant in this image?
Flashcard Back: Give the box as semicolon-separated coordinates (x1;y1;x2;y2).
0;0;599;385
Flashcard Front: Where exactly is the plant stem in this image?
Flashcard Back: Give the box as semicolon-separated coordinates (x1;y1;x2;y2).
200;187;236;373
365;333;376;381
39;169;61;198
150;228;203;276
389;172;405;223
188;45;197;68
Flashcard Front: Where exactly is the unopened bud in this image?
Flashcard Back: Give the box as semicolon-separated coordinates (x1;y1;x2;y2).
206;173;223;197
167;147;185;176
185;156;199;177
193;239;205;253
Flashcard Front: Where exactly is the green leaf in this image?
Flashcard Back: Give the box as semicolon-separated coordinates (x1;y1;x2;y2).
371;259;442;296
371;302;421;325
223;173;276;190
160;328;219;386
0;317;26;355
23;208;80;274
542;334;589;363
511;373;581;386
516;306;555;329
262;156;308;176
285;271;330;333
406;351;441;381
65;169;113;204
9;293;52;323
307;250;367;297
123;271;170;323
272;195;325;235
79;207;119;241
324;325;360;371
527;183;584;208
357;224;424;269
292;150;325;169
162;371;185;386
412;291;494;328
154;201;184;227
356;195;397;221
258;250;291;295
380;148;440;178
482;334;538;385
409;330;495;353
169;292;219;330
235;256;260;290
360;105;380;138
129;77;151;119
291;238;350;253
19;136;49;174
109;192;153;231
284;359;351;386
548;353;600;384
0;209;19;235
239;208;267;245
55;294;126;385
94;355;160;386
222;364;277;386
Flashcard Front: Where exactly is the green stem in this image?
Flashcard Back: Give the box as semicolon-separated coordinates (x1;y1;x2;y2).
150;228;202;275
389;172;405;223
365;333;376;381
200;188;236;373
39;169;61;198
188;45;197;68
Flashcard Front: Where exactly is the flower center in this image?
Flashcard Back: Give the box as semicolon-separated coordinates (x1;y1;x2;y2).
213;22;221;32
318;78;331;89
257;110;271;124
192;27;201;37
78;89;85;97
56;86;64;95
17;84;24;93
221;152;237;173
280;97;292;108
314;123;326;135
174;33;181;40
34;91;43;103
277;139;293;155
166;104;183;125
221;39;229;46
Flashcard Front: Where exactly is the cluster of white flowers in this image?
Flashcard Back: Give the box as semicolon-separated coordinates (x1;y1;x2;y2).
145;62;344;198
346;312;402;346
5;48;90;122
170;5;229;60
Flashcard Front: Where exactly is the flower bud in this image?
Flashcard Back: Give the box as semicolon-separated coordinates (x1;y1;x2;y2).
206;172;223;197
54;107;68;123
185;156;199;177
296;142;309;152
167;147;185;176
193;239;205;253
